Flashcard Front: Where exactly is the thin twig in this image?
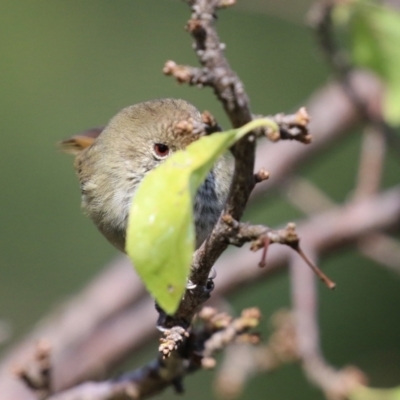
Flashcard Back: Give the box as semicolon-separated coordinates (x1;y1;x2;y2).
353;126;386;199
221;215;335;289
285;176;400;283
254;108;312;144
215;311;299;399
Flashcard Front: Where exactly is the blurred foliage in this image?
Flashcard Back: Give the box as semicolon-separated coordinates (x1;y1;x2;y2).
334;0;400;125
350;385;400;400
0;1;399;399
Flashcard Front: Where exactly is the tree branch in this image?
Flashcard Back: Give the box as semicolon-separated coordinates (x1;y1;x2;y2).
45;308;261;400
160;0;301;329
290;252;366;399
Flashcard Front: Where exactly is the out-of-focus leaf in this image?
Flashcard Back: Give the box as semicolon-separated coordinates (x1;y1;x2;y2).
350;385;400;400
336;1;400;125
126;119;277;314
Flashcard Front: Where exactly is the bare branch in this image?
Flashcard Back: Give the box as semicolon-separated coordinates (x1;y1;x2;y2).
285;176;334;215
215;311;298;399
220;215;298;248
45;307;260;400
2;186;399;399
255;108;312;144
202;308;261;361
163;61;211;86
219;215;335;288
358;233;400;276
160;0;257;329
252;70;383;199
159;327;189;359
290;252;367;399
353;126;386;199
214;185;400;293
284;177;400;281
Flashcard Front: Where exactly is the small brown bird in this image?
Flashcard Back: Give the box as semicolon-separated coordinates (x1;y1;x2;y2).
61;98;233;252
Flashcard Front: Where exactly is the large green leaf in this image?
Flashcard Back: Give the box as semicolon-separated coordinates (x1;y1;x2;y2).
337;1;400;125
126;119;276;314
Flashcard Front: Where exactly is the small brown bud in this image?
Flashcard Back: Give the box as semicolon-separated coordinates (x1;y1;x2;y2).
218;0;236;8
199;307;218;320
186;19;204;35
265;128;281;142
295;107;310;126
255;168;270;183
221;214;235;226
241;307;261;320
163;60;177;75
202;357;217;369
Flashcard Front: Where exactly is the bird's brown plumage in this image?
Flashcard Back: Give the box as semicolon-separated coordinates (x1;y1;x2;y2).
61;98;233;252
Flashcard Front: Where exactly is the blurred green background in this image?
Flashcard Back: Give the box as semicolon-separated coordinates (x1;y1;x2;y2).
1;1;399;399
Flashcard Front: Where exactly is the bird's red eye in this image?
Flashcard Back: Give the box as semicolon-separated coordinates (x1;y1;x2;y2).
153;143;170;158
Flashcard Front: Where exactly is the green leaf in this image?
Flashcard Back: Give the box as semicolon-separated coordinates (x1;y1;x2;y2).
349;385;400;400
341;1;400;125
126;118;277;314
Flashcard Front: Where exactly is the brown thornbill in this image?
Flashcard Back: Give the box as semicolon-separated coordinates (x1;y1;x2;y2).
60;98;233;252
